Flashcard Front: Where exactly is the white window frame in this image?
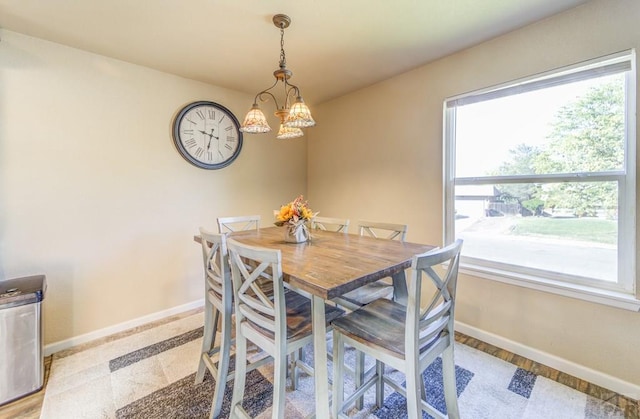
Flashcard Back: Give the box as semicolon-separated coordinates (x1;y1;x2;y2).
443;50;639;311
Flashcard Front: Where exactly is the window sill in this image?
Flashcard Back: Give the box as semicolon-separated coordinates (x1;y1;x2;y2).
460;263;640;312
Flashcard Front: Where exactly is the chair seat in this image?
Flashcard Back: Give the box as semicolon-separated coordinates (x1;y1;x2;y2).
248;290;345;340
332;298;447;358
331;298;406;356
339;280;394;307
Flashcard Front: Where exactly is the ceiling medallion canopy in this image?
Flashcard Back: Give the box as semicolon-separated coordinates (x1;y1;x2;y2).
240;14;315;140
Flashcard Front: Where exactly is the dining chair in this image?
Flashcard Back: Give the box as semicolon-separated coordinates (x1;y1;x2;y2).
331;239;463;419
226;238;344;419
329;220;408;409
217;215;261;233
194;228;272;419
310;216;350;233
335;220;408;310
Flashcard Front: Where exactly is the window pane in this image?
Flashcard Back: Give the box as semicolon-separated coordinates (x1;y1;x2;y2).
455;74;625;178
454;182;618;282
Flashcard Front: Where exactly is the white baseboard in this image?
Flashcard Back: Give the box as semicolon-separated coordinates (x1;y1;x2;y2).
44;299;205;356
455;321;640;400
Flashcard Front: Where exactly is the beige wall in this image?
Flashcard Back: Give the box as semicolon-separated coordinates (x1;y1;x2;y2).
309;0;640;390
0;30;307;345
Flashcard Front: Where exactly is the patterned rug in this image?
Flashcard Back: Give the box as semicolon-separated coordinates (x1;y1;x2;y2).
40;311;625;418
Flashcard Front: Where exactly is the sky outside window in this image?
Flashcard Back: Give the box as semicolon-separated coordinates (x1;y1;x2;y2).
455;74;624;178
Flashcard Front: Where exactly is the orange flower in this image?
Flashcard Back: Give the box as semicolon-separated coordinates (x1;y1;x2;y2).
274;195;317;227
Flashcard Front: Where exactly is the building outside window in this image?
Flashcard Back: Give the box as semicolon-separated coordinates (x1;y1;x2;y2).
443;50;637;306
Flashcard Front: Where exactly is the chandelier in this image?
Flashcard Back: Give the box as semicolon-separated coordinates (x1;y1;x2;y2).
240;14;315;140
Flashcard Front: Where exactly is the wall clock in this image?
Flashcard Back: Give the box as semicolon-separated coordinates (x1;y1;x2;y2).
172;101;243;169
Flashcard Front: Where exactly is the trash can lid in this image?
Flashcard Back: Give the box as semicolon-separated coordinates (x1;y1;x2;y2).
0;275;46;309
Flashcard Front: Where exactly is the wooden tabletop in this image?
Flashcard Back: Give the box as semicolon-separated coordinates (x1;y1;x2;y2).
220;226;435;300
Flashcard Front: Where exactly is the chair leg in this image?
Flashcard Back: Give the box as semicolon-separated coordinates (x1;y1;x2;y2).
375;360;384;408
355;350;365;409
405;359;422;419
290;346;305;389
196;304;219;384
272;347;287;419
209;311;232;419
230;327;248;419
442;345;460;419
289;350;299;390
331;332;345;418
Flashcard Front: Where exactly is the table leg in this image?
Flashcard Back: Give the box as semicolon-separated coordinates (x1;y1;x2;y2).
312;295;331;418
392;270;408;305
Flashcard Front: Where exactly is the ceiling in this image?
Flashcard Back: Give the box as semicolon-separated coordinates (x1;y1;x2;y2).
0;0;590;105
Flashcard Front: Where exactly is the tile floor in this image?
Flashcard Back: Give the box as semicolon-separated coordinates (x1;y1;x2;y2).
1;308;638;419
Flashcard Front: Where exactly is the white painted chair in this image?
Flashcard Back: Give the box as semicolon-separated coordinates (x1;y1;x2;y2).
336;220;408;309
330;220;409;408
331;239;463;419
194;228;271;418
310;216;350;233
217;215;261;233
227;238;344;419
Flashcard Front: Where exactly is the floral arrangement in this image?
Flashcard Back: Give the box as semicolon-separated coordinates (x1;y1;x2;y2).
275;195;316;228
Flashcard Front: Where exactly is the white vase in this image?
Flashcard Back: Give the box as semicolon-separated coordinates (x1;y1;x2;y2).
284;223;309;243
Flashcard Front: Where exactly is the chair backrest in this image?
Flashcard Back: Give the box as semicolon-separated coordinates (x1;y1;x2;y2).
358;220;407;242
217;215;261;234
199;227;232;313
227;238;286;342
311;216;350;233
406;239;463;357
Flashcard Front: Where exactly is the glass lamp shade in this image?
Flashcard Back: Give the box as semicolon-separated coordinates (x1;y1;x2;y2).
276;124;304;140
284;97;316;128
240;105;272;133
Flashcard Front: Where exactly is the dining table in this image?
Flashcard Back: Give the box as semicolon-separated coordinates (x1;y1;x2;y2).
195;226;434;418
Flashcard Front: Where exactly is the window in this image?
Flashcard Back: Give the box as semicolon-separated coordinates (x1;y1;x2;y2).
444;51;637;304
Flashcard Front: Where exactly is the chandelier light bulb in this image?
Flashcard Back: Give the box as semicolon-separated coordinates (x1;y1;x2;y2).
284;97;316;128
276;124;304;140
240;104;271;133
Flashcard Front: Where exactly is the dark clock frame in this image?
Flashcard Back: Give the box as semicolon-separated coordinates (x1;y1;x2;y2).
172;101;244;170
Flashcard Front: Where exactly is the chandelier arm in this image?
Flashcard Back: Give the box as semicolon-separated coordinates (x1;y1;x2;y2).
283;82;301;108
253;78;282;109
254;90;282;110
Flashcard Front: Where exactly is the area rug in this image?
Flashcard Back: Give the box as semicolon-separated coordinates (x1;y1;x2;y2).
40;311;625;418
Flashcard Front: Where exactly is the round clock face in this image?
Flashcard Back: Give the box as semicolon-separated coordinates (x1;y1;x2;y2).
172;101;243;169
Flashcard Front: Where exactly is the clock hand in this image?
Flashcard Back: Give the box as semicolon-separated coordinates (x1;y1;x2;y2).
206;129;220;151
198;129;215;150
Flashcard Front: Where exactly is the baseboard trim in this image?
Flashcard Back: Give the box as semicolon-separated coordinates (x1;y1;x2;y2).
455;321;640;400
44;299;205;356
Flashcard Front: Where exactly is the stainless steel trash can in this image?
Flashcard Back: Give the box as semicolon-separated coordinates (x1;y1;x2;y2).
0;275;46;406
